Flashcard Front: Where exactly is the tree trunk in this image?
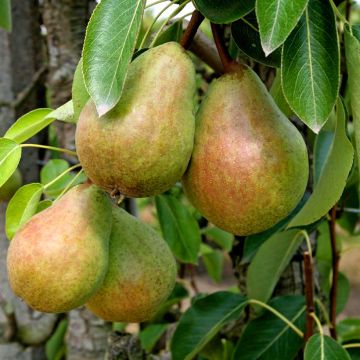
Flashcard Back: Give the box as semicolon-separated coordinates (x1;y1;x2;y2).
0;1;57;358
41;1;112;359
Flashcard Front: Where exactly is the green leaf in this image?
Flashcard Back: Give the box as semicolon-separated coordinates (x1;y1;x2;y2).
288;99;354;228
46;101;75;124
304;334;351;360
233;296;306;359
201;244;224;283
337;272;350;315
202;226;233;251
0;138;21;188
247;229;303;303
193;0;254;24
45;319;68;360
153;21;183;47
72;59;89;121
36;200;52;214
4;108;54;143
139;324;168;352
256;0;308;55
82;0;144;116
0;0;11;31
345;25;360;198
155;194;200;264
231;15;281;67
313;116;335;186
5;183;43;239
338;318;360;343
281;0;340;133
243;193;309;263
40;159;71;197
171;292;247;360
270;73;293;118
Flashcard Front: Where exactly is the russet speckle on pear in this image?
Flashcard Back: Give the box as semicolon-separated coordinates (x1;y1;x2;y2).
75;42;196;197
7;183;112;313
182;65;309;236
86;205;176;323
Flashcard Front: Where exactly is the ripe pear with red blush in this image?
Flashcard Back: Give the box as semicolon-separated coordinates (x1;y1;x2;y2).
75;42;196;197
182;65;309;236
7;183;112;313
86;205;176;323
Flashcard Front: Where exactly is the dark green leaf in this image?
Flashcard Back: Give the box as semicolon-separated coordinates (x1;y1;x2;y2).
72;59;89;121
338;318;360;343
231;15;281;67
82;0;144;116
270;73;293;117
282;0;340;132
193;0;254;24
337;272;350;315
0;0;11;31
243;193;309;263
6;183;43;239
201;244;224;283
247;229;303;303
313;116;335;186
233;296;306;359
0;138;21;188
288;99;354;227
153;21;183;47
304;334;351;360
40;159;71;197
171;292;247;360
155;194;200;264
4;109;54;143
202;226;233;251
345;25;360;198
139;324;167;352
256;0;308;55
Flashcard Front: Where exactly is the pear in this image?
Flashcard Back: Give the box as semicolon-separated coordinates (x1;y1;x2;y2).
182;66;309;236
7;183;112;313
75;42;196;197
86;206;176;323
0;169;22;202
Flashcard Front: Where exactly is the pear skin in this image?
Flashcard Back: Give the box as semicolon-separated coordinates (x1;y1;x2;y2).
86;206;176;323
7;184;112;313
182;66;309;236
75;42;196;197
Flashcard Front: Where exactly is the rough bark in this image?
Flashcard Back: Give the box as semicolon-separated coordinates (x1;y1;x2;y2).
0;1;57;358
41;1;114;358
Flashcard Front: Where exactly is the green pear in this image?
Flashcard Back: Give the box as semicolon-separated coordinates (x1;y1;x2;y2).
86;206;176;323
75;42;196;197
0;169;22;202
182;66;309;236
7;183;112;313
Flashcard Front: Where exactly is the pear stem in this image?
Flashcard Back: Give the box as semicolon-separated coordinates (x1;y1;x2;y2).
21;144;77;156
211;23;240;73
179;10;204;49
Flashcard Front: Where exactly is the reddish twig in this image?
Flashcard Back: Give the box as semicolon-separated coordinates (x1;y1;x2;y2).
210;23;241;73
329;204;340;339
188;264;199;294
304;252;315;342
179;10;204;49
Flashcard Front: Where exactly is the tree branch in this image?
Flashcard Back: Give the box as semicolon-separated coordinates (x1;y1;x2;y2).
304;252;314;342
329;204;339;339
210;23;240;73
180;10;204;49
